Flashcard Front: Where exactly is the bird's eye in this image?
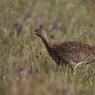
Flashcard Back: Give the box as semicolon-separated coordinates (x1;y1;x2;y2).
34;29;39;32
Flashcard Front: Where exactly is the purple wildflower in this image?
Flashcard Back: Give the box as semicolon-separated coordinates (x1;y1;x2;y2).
18;66;25;73
37;21;44;28
23;14;31;21
14;22;23;33
27;67;39;75
27;67;33;74
50;22;62;30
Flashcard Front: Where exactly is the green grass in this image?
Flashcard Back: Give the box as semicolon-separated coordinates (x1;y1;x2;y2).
0;0;95;95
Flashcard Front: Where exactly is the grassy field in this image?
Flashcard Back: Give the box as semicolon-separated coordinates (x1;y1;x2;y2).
0;0;95;95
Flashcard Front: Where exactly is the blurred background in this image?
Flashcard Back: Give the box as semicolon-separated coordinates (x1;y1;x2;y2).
0;0;95;95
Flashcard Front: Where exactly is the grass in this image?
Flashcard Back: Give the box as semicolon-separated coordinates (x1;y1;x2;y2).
0;0;95;95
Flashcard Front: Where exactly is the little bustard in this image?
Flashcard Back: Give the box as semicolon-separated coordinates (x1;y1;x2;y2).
32;27;95;70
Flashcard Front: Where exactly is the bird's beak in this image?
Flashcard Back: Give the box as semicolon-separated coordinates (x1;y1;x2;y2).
30;30;36;34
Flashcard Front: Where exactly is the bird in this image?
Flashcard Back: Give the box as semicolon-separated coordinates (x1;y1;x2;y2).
32;27;95;71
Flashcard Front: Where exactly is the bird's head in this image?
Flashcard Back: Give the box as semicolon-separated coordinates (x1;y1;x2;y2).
32;27;48;38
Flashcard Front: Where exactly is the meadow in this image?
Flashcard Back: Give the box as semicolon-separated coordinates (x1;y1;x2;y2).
0;0;95;95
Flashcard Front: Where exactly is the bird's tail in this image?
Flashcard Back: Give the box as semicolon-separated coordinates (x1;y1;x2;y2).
92;45;95;56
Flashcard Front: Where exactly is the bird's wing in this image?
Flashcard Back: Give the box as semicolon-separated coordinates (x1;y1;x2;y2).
52;41;92;63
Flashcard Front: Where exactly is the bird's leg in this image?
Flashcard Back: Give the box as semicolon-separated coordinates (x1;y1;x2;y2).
69;61;77;75
73;66;77;75
85;64;90;74
72;62;84;75
54;60;61;72
86;64;89;71
74;62;84;68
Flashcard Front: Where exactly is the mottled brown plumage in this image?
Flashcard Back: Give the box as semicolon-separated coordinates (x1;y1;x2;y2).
32;27;95;69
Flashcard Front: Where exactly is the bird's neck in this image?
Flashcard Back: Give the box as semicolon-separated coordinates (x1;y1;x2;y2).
40;35;52;49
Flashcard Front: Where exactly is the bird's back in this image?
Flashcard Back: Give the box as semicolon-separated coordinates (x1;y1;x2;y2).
49;41;95;65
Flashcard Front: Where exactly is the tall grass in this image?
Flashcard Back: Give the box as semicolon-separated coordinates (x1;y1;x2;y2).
0;0;95;95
